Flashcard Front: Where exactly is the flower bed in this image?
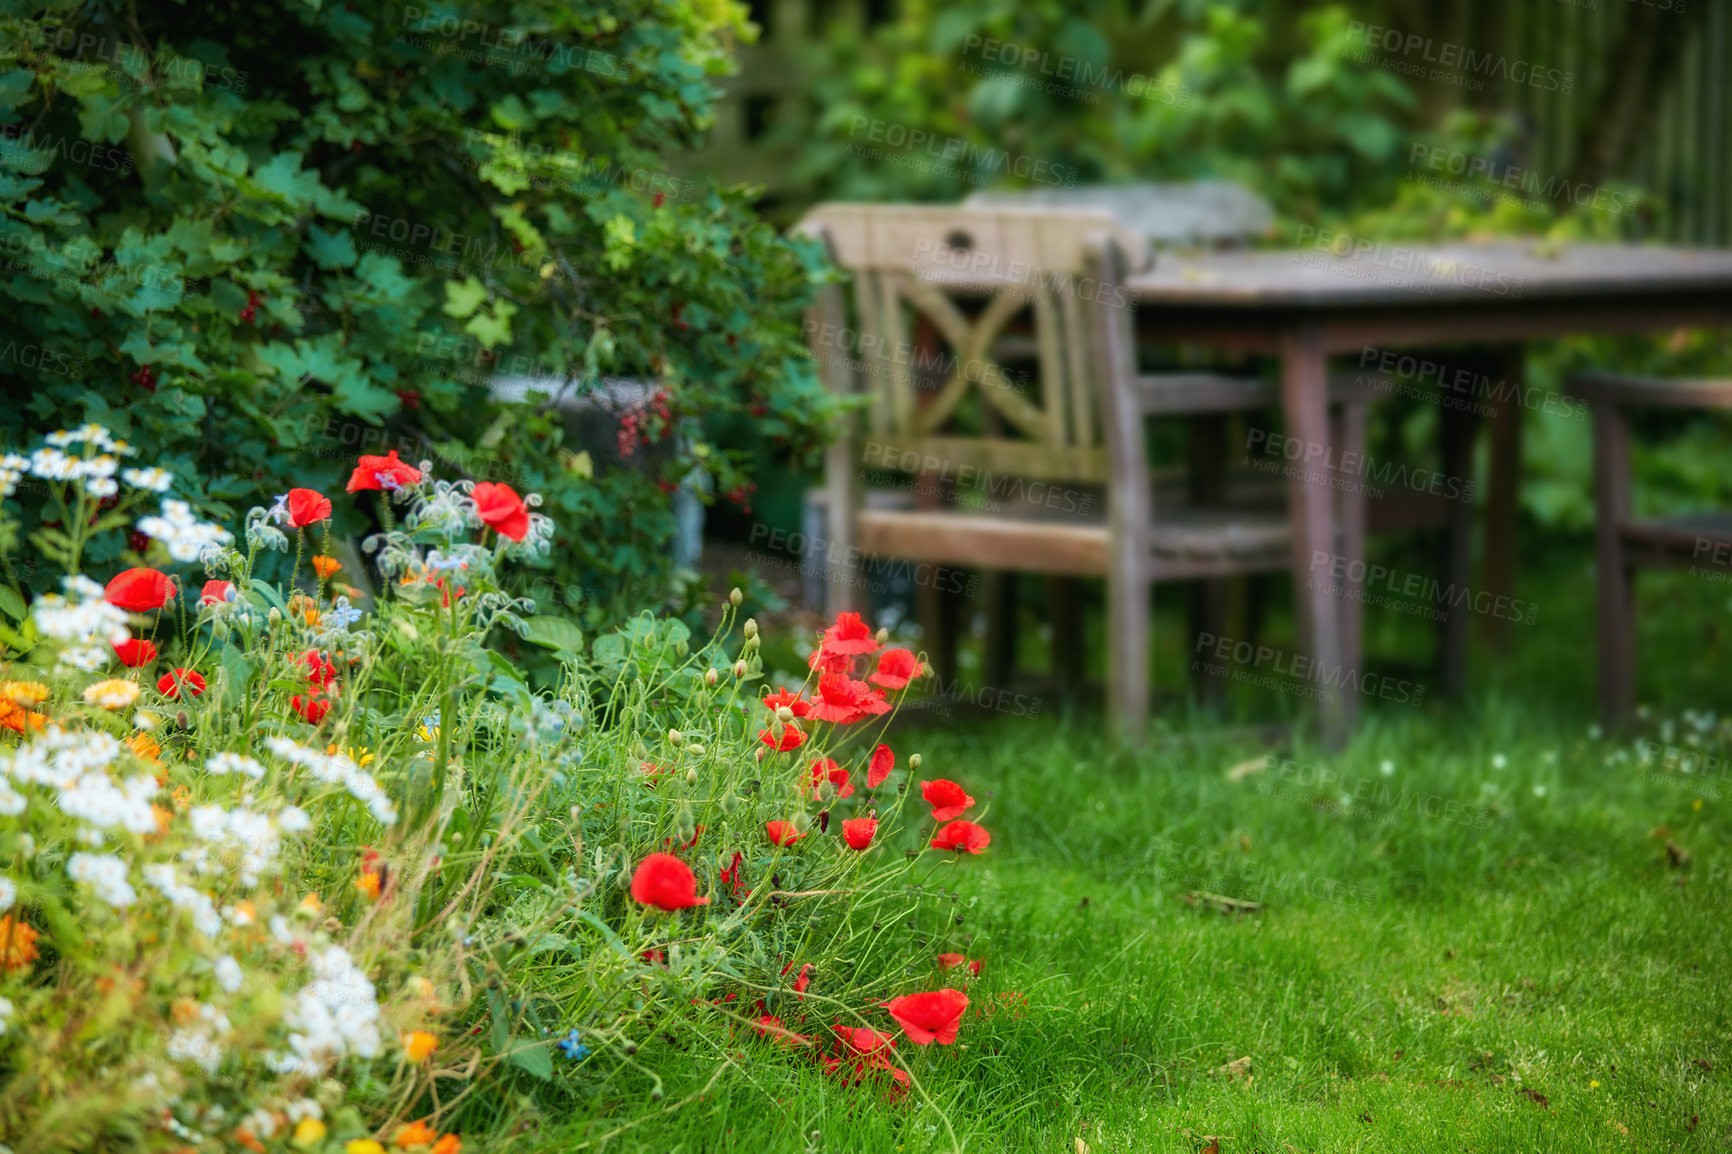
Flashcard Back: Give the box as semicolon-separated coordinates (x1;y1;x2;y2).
0;428;993;1151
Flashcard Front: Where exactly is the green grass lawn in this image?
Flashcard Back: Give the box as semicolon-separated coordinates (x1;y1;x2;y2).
549;561;1732;1152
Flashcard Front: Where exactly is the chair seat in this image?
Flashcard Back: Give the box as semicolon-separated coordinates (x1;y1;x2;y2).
855;505;1293;579
1620;512;1732;567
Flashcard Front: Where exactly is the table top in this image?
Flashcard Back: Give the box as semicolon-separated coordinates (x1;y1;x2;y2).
1126;242;1732;308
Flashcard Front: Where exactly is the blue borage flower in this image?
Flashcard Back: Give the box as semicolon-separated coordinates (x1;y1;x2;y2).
557;1028;589;1060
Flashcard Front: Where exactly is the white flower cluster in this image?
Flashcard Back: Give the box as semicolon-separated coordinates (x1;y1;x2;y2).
143;863;223;937
2;726;155;836
179;801;307;886
266;946;382;1075
0;877;14;911
204;752;266;780
121;466;174;493
0;453;25;499
0;995;13;1036
166;1002;231;1074
56;769;159;838
137;499;233;563
32;575;131;671
264;737;397;825
68;851;137;907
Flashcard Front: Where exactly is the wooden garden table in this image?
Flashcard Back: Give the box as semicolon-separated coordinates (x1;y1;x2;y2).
1123;242;1732;743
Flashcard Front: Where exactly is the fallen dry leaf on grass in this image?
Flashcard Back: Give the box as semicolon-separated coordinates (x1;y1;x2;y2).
1211;1055;1252;1081
1183;891;1262;915
1225;756;1269;782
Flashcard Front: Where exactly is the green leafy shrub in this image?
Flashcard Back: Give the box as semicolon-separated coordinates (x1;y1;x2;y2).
0;428;993;1151
0;0;841;618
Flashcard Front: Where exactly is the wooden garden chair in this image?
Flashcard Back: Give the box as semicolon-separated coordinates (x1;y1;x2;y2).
795;204;1375;733
1566;372;1732;726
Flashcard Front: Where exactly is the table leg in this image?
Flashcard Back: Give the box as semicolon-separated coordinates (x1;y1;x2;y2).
1479;344;1526;652
1280;326;1350;746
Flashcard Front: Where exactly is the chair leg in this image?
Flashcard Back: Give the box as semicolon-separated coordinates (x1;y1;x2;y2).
981;571;1017;689
1332;401;1370;675
1437;396;1478;696
1188;414;1229;706
1189;580;1228;707
1047;577;1085;694
1479;344;1526;652
1108;571;1150;739
916;575;961;688
1599;559;1637;727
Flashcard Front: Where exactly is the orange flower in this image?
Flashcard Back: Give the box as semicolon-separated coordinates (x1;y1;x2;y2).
394;1121;437;1149
127;732;162;763
0;699;46;733
431;1135;461;1154
355;870;382;900
402;1030;439;1062
0;915;39;971
311;555;343;579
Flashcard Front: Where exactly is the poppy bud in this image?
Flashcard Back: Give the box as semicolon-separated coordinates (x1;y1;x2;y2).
876;628;888;644
175;710;188;729
755;747;766;762
649;1087;664;1103
790;811;810;833
743;635;760;653
674;638;688;658
623;1040;639;1055
775;705;794;724
729;587;742;606
570;805;581;821
705;668;719;687
743;618;758;640
684;768;698;786
734;660;747;678
909;754;923;770
268;607;282;626
211;620;229;641
687;743;704;756
669;729;684;745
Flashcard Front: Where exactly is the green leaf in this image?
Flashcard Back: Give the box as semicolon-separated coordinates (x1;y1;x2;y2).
442;276;487;319
219;644;256;696
0;586;25;622
506;1038;553;1081
305;224;358;270
520;615;584;655
463;299;517;349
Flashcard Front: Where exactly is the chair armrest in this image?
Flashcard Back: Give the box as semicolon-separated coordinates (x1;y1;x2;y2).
1132;373;1274;415
1566;373;1732;410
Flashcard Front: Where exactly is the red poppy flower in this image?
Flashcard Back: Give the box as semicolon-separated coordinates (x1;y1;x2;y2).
935;954;983;976
157;668;207;699
821;611;879;656
113;638;157;667
780;961;813;996
869;647;923;689
758;723;806;752
807;644;853;675
752;1015;811;1047
105;567;175;612
883;989;969;1045
346;449;424;493
807;673;890;724
867;744;895;789
763;688;811;719
291;692;333;724
638;761;670;788
842;817;878;851
930;820;990;855
641;949;666;965
629;852;710;911
766;820;805;847
833;1024;897;1057
808;758;853;800
472;481;530;542
921;779;975;821
285;488;333;528
303;650;339;688
199;579;236;608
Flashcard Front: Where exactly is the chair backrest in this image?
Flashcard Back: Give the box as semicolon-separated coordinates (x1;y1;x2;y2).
964;182;1275;252
794;203;1143;487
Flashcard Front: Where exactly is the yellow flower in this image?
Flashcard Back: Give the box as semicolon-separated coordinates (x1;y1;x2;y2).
0;680;48;706
327;743;374;767
297;893;324;917
83;678;140;710
402;1030;439;1062
127;732;162;762
312;555;343;579
347;1142;386;1154
292;1117;328;1147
